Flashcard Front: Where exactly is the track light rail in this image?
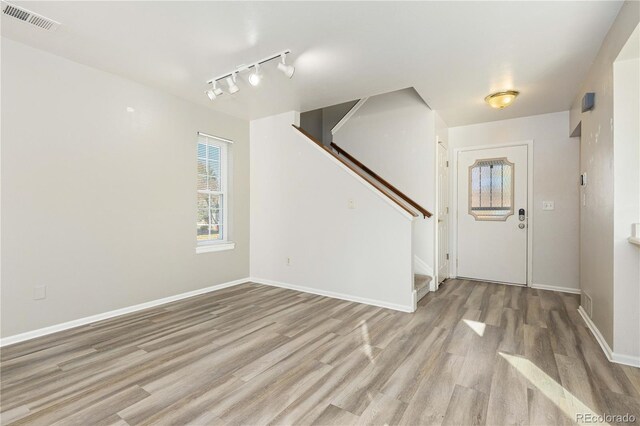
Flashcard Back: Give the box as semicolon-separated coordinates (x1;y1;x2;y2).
207;49;291;84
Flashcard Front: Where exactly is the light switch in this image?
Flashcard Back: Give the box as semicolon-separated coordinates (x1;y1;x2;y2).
347;199;355;209
542;201;555;211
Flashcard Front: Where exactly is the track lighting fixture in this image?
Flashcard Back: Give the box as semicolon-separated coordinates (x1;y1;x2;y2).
248;64;262;86
226;73;239;94
277;53;295;79
205;50;293;100
205;82;224;100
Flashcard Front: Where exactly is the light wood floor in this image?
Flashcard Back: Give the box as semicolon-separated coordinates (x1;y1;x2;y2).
1;280;640;425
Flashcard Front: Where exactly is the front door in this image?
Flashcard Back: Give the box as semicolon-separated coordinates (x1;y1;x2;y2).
457;145;528;285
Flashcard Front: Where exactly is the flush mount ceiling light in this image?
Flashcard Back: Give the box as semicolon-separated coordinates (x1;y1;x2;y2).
205;50;293;100
485;90;520;109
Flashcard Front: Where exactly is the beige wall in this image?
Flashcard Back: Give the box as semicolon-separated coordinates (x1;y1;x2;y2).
449;111;580;292
250;112;415;311
569;1;639;349
1;39;250;338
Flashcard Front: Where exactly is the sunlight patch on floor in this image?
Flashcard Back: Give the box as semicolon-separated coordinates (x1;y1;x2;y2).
463;319;486;336
360;322;375;363
499;352;609;425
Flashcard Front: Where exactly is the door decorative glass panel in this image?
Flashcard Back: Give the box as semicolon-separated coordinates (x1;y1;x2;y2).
468;157;514;221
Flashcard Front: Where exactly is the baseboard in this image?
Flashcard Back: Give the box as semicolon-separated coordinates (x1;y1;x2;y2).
578;306;640;368
0;277;250;347
250;277;415;313
531;283;581;294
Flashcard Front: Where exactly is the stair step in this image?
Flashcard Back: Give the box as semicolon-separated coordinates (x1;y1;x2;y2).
414;273;432;291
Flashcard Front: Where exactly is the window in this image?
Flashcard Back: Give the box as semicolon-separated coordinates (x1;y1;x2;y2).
469;157;514;221
196;132;234;253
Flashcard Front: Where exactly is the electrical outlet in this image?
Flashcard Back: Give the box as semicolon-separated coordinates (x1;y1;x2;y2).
542;201;554;211
347;198;355;209
33;285;46;300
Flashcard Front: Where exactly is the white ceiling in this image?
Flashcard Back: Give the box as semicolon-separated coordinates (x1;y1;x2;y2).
2;1;622;126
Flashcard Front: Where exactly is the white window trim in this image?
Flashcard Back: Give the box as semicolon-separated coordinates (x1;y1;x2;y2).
196;241;235;254
196;132;233;253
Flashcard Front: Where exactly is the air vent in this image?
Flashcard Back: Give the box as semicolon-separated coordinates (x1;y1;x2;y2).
1;1;59;30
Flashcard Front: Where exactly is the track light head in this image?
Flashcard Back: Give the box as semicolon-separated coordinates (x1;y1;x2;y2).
226;73;239;94
206;81;224;100
248;64;262;86
277;53;295;78
213;82;224;96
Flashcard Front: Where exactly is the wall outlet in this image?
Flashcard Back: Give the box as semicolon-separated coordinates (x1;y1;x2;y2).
286;257;292;266
542;201;555;211
347;198;355;209
33;285;46;300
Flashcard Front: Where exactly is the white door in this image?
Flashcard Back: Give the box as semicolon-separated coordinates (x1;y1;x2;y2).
437;143;449;283
457;145;528;285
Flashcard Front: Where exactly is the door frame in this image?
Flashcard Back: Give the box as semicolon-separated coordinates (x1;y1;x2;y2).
451;140;534;287
434;139;449;290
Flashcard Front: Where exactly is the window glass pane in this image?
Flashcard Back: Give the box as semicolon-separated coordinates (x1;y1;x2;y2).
197;143;207;159
206;145;221;192
197;174;207;192
469;158;513;220
196;193;223;241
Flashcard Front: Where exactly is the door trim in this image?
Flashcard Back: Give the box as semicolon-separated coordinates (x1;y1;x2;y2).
435;140;449;289
451;140;534;287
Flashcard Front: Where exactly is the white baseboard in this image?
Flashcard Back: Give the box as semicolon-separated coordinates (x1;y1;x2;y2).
0;277;250;347
250;277;415;313
531;283;581;294
578;306;640;368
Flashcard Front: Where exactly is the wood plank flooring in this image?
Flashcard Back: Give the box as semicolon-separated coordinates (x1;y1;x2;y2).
1;280;640;425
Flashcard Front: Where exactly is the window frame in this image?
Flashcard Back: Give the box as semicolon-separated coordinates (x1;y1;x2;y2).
196;132;234;253
468;156;515;222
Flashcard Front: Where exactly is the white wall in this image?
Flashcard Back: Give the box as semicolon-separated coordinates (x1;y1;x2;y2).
612;33;640;360
570;1;639;350
250;111;415;311
449;111;580;292
332;89;437;274
1;39;250;338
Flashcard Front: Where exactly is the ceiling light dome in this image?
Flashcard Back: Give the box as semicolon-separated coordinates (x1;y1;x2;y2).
485;90;519;109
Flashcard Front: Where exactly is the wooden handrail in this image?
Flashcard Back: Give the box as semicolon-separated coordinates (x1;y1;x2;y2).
330;142;433;218
292;125;419;218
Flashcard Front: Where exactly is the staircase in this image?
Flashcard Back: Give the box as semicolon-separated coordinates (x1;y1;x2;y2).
293;125;435;307
294;125;432;219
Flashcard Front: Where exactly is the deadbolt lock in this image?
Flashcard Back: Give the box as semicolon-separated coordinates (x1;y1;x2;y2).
518;223;526;229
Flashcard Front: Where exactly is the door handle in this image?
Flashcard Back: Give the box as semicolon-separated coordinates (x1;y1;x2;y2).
518;223;526;229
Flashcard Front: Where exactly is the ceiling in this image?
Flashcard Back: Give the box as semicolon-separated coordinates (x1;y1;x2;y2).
1;1;622;126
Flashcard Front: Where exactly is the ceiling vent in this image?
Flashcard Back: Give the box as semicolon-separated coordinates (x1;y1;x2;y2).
1;1;59;31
